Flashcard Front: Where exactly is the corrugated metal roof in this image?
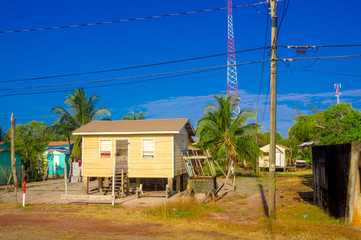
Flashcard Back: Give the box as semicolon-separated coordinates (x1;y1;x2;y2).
73;118;195;136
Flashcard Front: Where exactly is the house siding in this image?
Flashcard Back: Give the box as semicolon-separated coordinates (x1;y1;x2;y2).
173;128;188;176
0;151;21;185
46;153;70;175
82;134;173;178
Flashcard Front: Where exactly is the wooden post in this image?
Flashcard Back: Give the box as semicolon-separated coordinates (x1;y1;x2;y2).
167;178;173;196
136;178;141;188
269;0;278;219
64;162;68;204
176;175;181;193
121;168;124;197
182;174;188;191
214;161;227;177
112;165;115;206
10;113;20;188
82;177;89;194
222;160;233;193
98;177;103;193
126;177;130;196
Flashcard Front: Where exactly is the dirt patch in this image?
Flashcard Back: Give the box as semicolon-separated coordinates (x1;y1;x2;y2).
1;170;361;239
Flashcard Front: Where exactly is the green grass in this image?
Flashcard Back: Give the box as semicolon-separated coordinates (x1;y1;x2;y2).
144;198;223;220
277;202;344;226
16;204;34;211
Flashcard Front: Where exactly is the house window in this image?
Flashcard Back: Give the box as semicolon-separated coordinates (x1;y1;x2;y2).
100;140;112;158
142;139;155;158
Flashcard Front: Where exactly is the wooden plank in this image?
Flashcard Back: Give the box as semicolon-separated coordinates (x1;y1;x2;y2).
61;194;115;201
183;156;208;160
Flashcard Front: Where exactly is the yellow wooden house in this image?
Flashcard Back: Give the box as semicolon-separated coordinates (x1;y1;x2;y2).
73;118;195;194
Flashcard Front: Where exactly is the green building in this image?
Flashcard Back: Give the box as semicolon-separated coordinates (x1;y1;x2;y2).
44;143;71;176
0;142;22;185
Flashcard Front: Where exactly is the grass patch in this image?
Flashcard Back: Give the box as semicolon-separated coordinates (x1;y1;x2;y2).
105;205;124;209
144;198;223;220
278;202;344;226
16;204;34;211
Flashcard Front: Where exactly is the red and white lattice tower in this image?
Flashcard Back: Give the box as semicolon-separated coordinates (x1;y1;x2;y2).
227;0;240;112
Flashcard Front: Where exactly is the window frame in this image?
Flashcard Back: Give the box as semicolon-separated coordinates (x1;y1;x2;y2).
142;138;155;158
99;139;113;158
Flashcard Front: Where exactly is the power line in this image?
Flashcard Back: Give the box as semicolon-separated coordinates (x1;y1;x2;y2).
279;54;361;62
0;59;269;92
279;44;361;49
1;54;360;92
0;70;219;98
0;1;268;34
0;69;267;99
2;44;359;84
1;47;268;83
256;2;270;106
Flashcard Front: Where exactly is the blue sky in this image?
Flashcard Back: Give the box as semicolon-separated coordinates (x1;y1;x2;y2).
0;0;360;137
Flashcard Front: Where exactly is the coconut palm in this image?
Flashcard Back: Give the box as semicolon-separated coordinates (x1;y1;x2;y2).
196;95;261;169
52;88;111;157
122;111;146;120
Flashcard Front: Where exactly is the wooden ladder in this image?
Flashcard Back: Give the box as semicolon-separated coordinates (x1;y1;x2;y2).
103;169;129;198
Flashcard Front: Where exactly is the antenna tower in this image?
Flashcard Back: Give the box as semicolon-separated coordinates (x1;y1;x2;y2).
334;83;341;104
227;0;240;111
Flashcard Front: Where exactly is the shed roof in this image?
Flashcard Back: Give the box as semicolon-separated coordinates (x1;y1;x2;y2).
73;118;195;136
44;148;70;155
260;144;291;152
0;149;22;156
48;141;74;146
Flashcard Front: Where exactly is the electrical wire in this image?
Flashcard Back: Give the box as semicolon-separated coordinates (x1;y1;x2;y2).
1;54;360;92
278;44;361;49
256;2;270;106
0;1;268;34
1;47;269;83
0;59;270;92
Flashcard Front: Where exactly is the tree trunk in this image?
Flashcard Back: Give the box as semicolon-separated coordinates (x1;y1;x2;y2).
11;114;20;188
67;134;72;156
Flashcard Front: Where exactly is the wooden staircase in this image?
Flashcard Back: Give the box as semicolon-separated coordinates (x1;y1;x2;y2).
103;170;129;198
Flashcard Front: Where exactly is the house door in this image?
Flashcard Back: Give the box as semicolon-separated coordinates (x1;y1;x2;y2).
53;155;60;174
116;140;128;172
276;152;281;167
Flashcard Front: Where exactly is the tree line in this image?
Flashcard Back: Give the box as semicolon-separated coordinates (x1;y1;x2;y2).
2;88;361;182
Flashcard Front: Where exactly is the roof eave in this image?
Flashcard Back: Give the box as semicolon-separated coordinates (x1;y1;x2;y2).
73;131;181;136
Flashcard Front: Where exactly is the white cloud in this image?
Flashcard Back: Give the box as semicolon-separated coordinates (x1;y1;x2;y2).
133;88;361;138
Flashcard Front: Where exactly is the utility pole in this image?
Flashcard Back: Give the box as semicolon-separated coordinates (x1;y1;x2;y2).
255;105;259;174
334;83;341;104
11;113;20;188
269;0;277;219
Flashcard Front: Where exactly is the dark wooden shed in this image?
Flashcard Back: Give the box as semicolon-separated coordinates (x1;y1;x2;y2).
312;142;361;225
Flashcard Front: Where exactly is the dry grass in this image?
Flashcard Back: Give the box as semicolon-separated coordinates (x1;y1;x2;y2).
144;197;224;220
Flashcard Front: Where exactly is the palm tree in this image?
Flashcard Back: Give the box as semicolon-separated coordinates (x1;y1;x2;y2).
196;95;261;170
52;88;111;157
122;111;146;120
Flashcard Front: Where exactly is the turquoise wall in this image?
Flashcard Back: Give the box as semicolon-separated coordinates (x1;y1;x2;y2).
0;151;22;185
47;153;70;175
